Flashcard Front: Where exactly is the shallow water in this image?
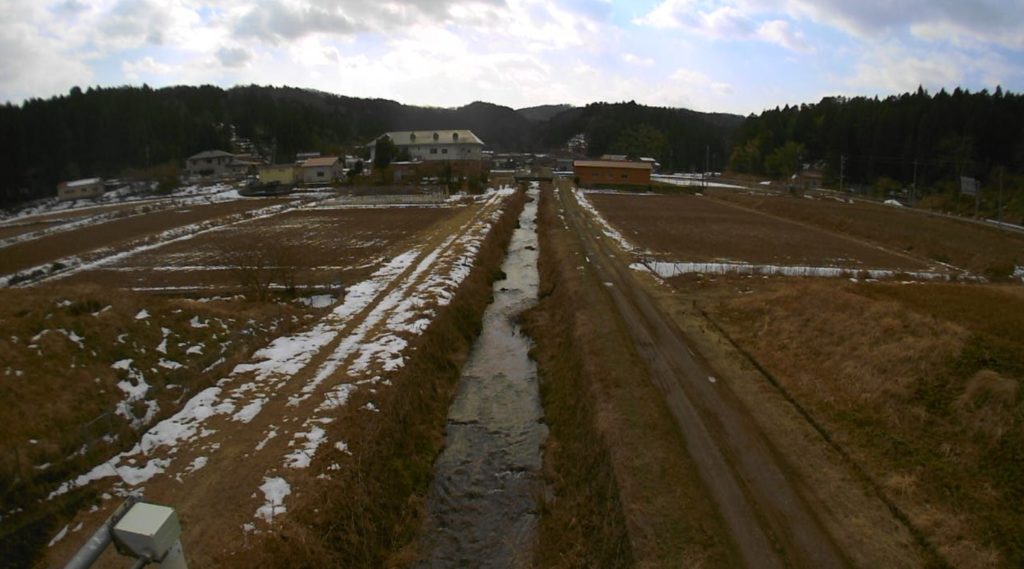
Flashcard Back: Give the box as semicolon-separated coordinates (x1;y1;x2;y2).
416;189;547;568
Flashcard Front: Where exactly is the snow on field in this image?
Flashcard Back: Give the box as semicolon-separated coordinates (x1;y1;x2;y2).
277;187;514;476
573;188;639;253
653;175;746;189
0;184;248;249
2;199;307;288
255;477;291;523
631;260;967;281
44;189;517;532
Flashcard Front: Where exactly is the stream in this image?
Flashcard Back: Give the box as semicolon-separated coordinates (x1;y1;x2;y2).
415;186;547;568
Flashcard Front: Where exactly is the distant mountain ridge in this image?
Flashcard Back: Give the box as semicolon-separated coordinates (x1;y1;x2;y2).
516;104;575;123
0;85;743;207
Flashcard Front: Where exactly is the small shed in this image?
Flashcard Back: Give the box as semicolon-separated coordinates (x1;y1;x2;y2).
57;178;104;202
300;156;341;184
573;160;652;187
259;164;297;185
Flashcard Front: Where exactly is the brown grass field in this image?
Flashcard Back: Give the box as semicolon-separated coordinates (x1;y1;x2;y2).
675;277;1024;568
64;207;456;292
584;186;1024;566
1;201;464;565
587;192;933;271
0;199;288;276
0;285;318;562
708;189;1024;277
0;203;155;241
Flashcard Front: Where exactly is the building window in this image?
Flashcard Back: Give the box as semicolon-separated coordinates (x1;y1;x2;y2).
442;148;448;154
410;133;416;142
453;132;459;141
621;174;628;179
433;132;439;141
430;148;438;154
317;171;324;177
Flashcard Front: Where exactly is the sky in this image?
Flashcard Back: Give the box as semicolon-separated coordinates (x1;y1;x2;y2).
1;0;1022;115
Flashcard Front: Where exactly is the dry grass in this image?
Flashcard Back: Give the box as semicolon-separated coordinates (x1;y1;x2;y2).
531;181;738;568
0;285;315;567
707;281;1024;568
588;192;926;270
62;207;455;294
218;191;528;568
0;200;279;276
709;190;1024;277
520;185;632;568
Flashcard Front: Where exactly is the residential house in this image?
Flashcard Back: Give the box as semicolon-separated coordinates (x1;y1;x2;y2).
574;160;652;188
186;150;236;179
300;156;341;184
57;178;104;202
372;130;485;164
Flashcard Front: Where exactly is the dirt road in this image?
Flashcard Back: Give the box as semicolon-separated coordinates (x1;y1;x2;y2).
558;186;849;568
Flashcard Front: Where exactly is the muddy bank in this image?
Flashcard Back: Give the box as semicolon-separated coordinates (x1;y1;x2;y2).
416;189;547;568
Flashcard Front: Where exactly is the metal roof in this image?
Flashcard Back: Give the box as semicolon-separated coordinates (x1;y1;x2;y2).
187;150;235;160
63;177;102;188
385;130;485;146
301;156;340;167
574;160;652;170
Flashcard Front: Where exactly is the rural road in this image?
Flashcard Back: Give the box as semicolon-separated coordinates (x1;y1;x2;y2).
557;184;850;569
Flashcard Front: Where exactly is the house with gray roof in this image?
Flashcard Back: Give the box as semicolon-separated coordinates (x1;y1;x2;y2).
371;130;485;164
185;150;237;179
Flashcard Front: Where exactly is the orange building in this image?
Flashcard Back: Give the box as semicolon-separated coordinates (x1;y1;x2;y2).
573;160;652;187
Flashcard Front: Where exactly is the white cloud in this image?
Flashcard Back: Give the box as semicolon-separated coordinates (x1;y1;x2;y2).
122;56;176;82
782;0;1024;50
217;46;252;68
0;4;93;102
756;20;812;53
667;68;733;95
845;44;963;94
622;53;654;67
636;0;812;53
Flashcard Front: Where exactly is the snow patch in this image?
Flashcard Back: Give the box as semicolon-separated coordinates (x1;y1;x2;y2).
255;477;291;523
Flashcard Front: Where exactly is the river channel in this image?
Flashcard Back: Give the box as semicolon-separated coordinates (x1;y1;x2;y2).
415;186;547;568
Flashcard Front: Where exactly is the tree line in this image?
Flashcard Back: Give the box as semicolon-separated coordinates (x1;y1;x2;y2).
0;85;749;208
730;87;1024;196
2;84;1020;209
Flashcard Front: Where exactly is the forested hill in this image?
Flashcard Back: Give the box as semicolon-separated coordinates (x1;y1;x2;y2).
538;101;745;173
731;87;1024;191
0;85;743;207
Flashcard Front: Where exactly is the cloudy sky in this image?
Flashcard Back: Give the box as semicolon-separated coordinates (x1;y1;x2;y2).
2;0;1022;114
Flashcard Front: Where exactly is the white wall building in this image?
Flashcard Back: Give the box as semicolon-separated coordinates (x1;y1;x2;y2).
300;156;341;184
371;130;485;164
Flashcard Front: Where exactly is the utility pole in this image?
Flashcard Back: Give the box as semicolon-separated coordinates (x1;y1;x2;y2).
974;178;981;218
704;145;710;190
998;166;1005;224
912;160;918;204
839;154;846;194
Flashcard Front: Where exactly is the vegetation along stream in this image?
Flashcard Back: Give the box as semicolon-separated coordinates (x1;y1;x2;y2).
416;185;547;567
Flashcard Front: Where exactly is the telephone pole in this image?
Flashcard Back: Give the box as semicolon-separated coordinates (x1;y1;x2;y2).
912;160;918;204
998;166;1005;224
704;145;710;190
839;154;846;194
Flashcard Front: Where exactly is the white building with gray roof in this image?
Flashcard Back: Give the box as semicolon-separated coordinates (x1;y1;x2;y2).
371;130;485;164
